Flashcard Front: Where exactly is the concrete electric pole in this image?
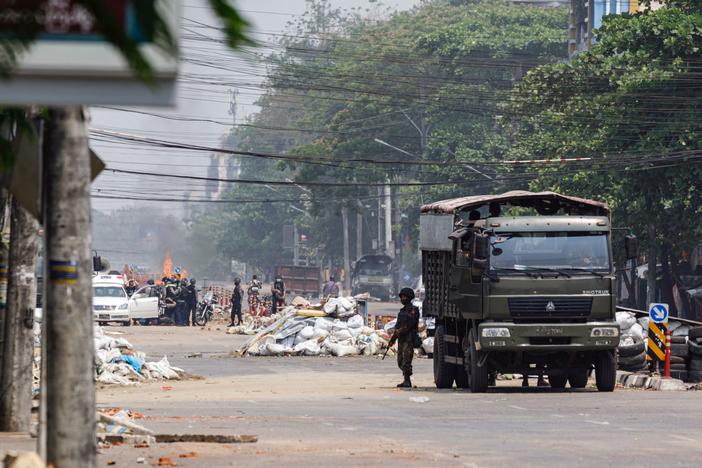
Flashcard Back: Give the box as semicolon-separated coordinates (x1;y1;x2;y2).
43;107;96;468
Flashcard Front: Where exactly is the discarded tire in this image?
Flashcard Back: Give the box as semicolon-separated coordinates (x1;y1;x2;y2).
670;355;686;365
688;359;702;372
618;340;645;358
618;350;647;367
688;340;702;358
671;336;687;345
671;343;689;358
688;327;702;342
687;370;702;383
670;363;687;371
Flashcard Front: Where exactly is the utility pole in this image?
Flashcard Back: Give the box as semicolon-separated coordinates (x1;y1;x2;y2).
356;210;363;260
341;206;350;292
0;200;40;432
384;184;392;257
43;107;96;468
0;190;10;401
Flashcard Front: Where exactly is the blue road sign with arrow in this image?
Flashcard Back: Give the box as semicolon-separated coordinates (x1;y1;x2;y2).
649;303;669;324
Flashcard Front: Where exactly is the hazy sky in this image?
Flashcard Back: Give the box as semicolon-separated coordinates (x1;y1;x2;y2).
90;0;421;212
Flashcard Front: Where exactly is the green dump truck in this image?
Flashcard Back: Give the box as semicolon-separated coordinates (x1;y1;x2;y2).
420;191;620;392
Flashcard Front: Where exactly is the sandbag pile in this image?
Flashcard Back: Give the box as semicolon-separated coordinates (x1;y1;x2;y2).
617;311;702;383
238;297;394;357
94;326;185;385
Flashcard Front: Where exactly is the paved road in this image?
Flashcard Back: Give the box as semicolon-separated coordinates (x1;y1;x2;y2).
93;325;702;467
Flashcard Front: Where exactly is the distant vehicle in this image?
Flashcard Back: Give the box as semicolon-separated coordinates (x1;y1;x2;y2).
351;254;394;301
413;275;425;301
92;274;159;326
275;265;320;297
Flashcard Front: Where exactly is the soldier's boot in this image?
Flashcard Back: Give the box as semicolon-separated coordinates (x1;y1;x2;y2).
397;375;412;388
522;374;529;387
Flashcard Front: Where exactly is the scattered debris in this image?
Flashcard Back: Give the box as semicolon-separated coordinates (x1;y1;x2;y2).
178;452;198;459
410;396;430;403
154;434;258;444
158;456;177;467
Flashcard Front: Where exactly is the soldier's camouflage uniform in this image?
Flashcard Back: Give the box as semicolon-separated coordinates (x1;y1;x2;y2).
394;303;419;378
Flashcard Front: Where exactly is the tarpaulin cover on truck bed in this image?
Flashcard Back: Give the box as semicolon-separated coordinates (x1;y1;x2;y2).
420;190;609;215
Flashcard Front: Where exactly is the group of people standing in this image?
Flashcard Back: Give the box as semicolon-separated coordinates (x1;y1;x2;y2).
160;276;198;326
229;275;286;326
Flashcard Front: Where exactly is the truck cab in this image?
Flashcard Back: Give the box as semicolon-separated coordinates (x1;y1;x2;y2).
420;191;619;392
351;254;394;301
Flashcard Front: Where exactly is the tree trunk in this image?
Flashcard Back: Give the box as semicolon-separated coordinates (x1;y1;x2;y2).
0;200;40;432
43;107;95;468
0;190;10;414
356;210;363;260
646;221;657;307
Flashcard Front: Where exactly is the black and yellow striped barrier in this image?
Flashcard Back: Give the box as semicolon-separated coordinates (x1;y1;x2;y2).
647;321;667;362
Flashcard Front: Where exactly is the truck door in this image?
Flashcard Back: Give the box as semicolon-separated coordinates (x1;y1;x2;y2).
449;229;482;318
128;286;159;320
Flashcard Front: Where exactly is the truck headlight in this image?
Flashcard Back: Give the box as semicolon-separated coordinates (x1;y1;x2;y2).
118;303;128;310
482;327;511;338
591;327;618;337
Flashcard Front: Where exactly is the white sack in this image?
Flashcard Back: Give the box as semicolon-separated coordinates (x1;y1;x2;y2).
616;312;636;330
422;337;434;354
346;314;364;329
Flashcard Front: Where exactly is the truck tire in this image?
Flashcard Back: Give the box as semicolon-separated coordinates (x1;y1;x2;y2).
548;373;567;389
595;350;616;392
669;355;686;365
670;370;688;382
433;325;455;389
468;329;489;393
568;370;589;389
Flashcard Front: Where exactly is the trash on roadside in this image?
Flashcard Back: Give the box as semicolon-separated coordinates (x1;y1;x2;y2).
409;396;430;403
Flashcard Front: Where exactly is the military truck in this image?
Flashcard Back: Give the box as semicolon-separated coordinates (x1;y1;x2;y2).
420;191;620;392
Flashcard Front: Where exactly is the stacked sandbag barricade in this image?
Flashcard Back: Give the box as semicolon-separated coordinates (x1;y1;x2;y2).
616;310;702;383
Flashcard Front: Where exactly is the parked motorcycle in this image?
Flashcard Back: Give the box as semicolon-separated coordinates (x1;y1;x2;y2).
194;290;218;326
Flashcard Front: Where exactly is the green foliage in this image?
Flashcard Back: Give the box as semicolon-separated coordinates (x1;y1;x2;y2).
506;6;702;260
195;0;569;274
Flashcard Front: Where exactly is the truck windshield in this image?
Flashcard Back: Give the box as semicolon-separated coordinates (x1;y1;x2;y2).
357;257;392;276
490;232;610;273
94;286;127;298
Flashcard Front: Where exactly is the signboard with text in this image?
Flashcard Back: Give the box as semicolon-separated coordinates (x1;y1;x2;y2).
0;0;180;106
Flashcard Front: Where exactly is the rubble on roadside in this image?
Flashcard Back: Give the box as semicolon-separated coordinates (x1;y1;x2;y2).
235;296;434;358
31;324;187;390
94;326;186;385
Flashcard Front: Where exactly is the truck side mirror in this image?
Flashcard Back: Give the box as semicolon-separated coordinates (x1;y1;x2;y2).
625;235;639;260
473;234;489;270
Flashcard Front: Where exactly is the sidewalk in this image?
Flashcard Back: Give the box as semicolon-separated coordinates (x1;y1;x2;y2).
0;432;35;456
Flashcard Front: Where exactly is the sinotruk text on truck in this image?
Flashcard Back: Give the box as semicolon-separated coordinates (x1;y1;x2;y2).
420;191;621;392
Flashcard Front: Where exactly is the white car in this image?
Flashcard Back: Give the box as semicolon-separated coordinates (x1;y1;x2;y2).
93;275;159;325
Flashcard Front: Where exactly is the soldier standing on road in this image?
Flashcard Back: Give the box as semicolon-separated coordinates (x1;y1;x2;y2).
230;278;244;326
390;287;420;388
271;275;285;315
187;278;198;326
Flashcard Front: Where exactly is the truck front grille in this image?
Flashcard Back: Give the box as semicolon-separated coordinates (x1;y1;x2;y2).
508;297;592;321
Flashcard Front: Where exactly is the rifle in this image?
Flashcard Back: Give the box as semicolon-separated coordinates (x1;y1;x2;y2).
382;336;397;360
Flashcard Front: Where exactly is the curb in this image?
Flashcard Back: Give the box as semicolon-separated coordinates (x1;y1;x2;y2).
616;371;689;391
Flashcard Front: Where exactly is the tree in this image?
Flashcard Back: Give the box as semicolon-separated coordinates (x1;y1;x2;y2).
506;5;702;310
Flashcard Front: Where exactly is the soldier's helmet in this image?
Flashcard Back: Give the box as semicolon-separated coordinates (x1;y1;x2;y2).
398;287;415;300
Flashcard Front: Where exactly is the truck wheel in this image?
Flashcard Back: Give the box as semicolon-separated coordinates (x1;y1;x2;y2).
468;329;488;393
568;370;589;389
595;350;616;392
122;320;131;327
548;373;567;389
433;325;455;389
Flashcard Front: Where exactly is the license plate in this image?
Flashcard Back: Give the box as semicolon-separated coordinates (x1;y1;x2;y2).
536;326;563;336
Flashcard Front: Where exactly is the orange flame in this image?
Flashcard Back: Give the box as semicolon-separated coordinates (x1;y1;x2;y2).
162;251;174;277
